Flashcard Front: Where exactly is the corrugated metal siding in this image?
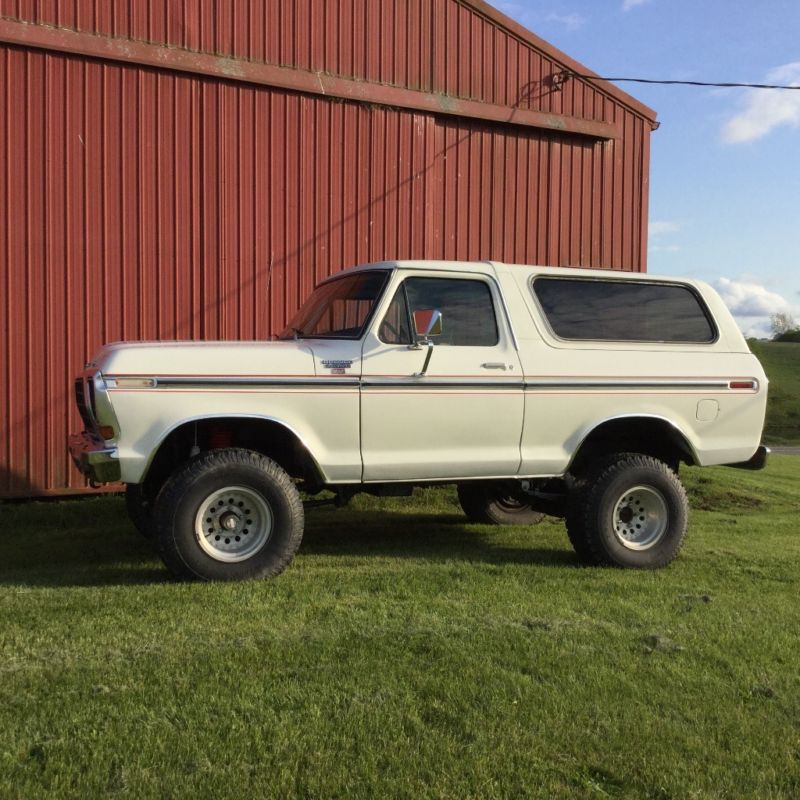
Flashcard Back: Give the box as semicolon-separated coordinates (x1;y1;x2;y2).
0;0;649;124
431;112;647;269
0;6;653;498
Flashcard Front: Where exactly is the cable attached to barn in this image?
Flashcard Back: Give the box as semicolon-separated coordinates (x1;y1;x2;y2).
553;71;800;91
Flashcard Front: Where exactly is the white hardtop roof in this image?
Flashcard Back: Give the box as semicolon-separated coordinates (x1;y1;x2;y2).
330;260;704;288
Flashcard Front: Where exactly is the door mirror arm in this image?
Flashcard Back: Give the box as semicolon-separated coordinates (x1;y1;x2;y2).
407;308;442;375
413;339;435;377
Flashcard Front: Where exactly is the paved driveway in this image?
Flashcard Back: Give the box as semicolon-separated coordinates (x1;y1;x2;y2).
770;446;800;456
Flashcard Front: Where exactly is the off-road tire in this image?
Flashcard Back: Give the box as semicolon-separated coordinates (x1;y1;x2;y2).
568;453;688;569
564;474;598;564
153;448;304;581
457;483;546;526
125;484;155;539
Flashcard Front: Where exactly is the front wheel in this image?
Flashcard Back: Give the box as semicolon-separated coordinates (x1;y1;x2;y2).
568;453;688;569
153;449;304;581
457;483;546;526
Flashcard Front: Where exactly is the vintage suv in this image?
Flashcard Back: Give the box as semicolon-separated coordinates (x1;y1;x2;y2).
69;261;768;580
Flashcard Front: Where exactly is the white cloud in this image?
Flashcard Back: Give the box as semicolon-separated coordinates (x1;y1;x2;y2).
648;244;681;253
721;62;800;144
714;278;790;317
623;0;650;11
545;12;587;31
713;277;793;338
649;220;680;237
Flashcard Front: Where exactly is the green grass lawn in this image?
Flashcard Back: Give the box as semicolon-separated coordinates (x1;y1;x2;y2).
749;340;800;445
1;458;799;799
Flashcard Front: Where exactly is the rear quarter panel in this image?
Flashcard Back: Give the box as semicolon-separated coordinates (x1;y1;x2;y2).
498;266;768;475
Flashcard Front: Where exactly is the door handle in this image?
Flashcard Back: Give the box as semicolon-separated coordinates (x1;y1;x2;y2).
481;362;508;370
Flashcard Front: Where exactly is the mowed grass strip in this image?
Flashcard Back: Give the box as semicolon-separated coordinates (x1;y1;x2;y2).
1;458;799;799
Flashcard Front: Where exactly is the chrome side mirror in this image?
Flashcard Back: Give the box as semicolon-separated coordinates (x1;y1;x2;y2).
412;309;443;338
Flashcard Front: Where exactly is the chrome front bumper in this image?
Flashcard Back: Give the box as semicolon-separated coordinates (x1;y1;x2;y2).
68;431;121;484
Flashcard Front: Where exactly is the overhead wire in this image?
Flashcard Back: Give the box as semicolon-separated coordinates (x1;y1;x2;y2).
558;72;800;90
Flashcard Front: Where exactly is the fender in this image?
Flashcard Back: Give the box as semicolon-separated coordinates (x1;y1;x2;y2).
138;412;328;484
567;413;701;472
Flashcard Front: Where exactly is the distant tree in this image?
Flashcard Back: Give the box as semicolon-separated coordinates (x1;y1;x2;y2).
771;312;798;341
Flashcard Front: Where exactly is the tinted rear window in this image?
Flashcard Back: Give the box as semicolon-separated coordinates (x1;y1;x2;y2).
531;277;716;343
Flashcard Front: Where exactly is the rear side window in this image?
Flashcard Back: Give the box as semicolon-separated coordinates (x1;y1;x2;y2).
531;277;716;343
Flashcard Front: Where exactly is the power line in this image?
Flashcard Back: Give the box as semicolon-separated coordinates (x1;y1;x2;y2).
557;71;800;90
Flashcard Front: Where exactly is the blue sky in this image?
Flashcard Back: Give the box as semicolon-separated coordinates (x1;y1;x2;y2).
496;0;800;337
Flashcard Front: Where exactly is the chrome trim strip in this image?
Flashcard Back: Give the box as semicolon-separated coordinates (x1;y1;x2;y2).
524;379;731;390
361;379;524;389
109;375;747;392
153;377;361;388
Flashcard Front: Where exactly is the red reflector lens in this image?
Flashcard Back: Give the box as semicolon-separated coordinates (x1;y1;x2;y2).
729;381;755;390
99;425;115;439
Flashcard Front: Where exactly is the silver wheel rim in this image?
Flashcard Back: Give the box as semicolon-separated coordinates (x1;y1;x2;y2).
194;486;273;563
612;485;668;551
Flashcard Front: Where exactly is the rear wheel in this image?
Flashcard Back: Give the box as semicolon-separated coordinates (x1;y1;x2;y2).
457;483;546;526
567;453;688;569
153;448;304;581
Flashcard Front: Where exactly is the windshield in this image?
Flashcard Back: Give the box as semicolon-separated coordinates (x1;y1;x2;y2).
278;270;390;340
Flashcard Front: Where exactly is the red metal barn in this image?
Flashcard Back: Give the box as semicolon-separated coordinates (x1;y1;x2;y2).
0;1;657;498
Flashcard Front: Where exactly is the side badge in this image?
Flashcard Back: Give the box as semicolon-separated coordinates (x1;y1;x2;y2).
322;359;353;374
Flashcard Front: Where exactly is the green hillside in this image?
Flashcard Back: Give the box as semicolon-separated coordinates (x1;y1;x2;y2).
749;340;800;445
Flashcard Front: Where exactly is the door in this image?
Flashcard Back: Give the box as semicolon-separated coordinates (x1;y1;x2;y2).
360;271;524;481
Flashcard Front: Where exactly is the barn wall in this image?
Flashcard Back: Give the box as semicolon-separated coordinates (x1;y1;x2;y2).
0;0;653;122
0;5;654;498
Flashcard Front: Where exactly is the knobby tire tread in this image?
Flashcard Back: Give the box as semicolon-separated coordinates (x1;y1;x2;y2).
154;448;304;581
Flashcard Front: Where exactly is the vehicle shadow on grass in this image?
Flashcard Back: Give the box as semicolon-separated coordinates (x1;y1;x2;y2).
0;533;169;589
0;497;168;588
0;502;577;589
300;509;579;568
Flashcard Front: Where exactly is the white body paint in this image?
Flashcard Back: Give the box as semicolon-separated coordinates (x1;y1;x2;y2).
72;261;768;486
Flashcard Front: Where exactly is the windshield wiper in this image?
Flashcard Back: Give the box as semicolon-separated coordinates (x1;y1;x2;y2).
290;327;306;340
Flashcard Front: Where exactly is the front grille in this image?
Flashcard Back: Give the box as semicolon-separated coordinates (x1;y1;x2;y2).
74;378;94;430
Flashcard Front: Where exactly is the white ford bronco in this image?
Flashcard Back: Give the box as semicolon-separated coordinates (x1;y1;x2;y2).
70;261;768;580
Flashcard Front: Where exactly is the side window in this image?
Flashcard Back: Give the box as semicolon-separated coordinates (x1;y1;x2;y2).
532;277;716;343
405;277;499;346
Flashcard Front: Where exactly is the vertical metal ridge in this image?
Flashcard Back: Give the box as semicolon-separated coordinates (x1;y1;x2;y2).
0;10;651;497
